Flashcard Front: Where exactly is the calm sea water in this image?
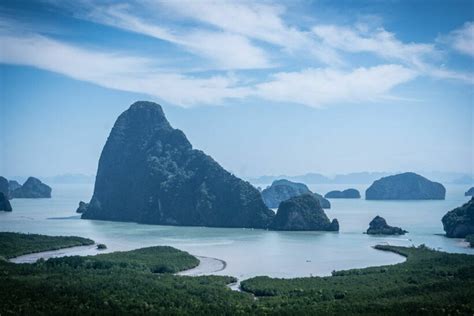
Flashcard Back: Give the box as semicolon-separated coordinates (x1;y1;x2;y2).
1;183;472;280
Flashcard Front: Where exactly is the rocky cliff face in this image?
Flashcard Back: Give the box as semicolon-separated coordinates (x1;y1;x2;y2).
261;179;330;209
11;177;51;199
366;216;406;235
465;187;474;197
81;101;274;228
270;194;338;231
325;189;360;199
442;198;474;238
365;172;445;200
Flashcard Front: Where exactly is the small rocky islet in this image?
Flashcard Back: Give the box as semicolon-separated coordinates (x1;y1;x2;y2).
261;179;330;209
270;194;339;231
366;216;407;235
0;192;12;212
324;188;360;199
365;172;445;200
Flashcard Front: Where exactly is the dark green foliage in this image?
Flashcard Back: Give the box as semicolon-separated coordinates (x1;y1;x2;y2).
0;232;94;259
96;243;107;249
442;197;474;237
82;101;274;229
325;188;361;199
45;246;199;273
1;233;474;315
366;216;407;235
241;245;474;315
270;194;338;231
366;172;446;200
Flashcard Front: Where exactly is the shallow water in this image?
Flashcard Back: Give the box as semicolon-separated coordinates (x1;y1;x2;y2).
1;183;472;280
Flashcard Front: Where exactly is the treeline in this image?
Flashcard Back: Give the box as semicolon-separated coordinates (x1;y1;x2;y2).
1;233;474;315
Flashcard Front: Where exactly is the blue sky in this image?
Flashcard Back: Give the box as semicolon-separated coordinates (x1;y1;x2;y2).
0;0;473;178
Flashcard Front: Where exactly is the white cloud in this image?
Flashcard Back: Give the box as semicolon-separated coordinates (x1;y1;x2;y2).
91;0;342;66
85;4;272;69
0;33;249;106
312;24;435;68
255;65;417;108
442;21;474;57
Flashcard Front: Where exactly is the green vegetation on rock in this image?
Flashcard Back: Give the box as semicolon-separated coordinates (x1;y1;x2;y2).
0;232;94;259
442;197;474;238
1;233;474;315
241;245;474;315
82;101;274;229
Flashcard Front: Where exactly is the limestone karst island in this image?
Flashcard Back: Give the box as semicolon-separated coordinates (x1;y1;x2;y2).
1;1;473;315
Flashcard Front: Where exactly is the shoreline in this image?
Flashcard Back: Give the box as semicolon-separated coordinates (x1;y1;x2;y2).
9;244;99;263
177;255;227;276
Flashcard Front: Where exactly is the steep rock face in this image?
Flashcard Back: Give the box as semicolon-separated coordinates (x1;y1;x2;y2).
366;216;407;235
365;172;445;200
0;177;9;199
270;194;338;231
8;180;21;196
0;192;12;212
82;101;274;228
325;189;360;199
465;187;474;197
261;179;330;209
11;177;52;198
442;198;474;238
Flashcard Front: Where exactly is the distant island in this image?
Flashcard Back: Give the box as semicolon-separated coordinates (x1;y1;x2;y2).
366;216;407;235
0;176;51;201
10;177;52;199
365;172;445;200
325;189;360;199
81;101;274;228
270;194;338;231
442;197;474;238
261;179;330;209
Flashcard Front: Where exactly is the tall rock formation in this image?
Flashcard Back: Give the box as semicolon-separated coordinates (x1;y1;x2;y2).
81;101;274;228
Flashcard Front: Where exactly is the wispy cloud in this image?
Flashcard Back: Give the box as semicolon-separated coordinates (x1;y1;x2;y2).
0;33;249;106
439;21;474;57
0;1;472;109
312;24;435;68
84;3;272;70
255;65;417;108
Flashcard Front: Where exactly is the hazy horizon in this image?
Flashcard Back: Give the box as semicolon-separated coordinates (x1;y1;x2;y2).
1;0;473;179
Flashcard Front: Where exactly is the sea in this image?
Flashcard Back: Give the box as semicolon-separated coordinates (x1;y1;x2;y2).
1;183;472;280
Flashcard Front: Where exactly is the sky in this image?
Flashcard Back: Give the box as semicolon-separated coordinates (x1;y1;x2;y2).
0;0;473;179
